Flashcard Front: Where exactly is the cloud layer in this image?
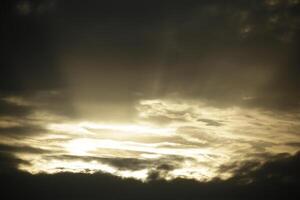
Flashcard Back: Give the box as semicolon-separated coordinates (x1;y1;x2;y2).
0;1;299;197
0;93;299;181
1;150;299;200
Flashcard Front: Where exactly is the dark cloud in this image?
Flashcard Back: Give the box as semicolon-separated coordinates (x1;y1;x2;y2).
0;152;29;174
286;142;300;147
0;125;45;137
0;0;62;92
51;155;153;171
0;151;299;200
45;154;189;172
0;99;32;117
226;152;300;188
99;157;152;171
0;91;77;128
0;143;49;154
217;152;292;179
1;0;300;113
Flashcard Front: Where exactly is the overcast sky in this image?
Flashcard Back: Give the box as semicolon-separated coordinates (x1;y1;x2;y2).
0;0;299;199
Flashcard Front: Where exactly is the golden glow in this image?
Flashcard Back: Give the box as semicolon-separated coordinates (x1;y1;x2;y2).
66;138;98;155
2;99;299;181
48;122;175;136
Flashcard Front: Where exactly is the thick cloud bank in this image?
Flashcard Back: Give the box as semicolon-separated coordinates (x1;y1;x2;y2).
0;151;299;200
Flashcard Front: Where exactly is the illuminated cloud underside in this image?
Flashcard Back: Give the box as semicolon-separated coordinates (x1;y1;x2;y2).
1;96;299;181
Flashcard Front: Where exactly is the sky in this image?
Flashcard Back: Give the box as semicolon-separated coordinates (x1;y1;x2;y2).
0;0;300;199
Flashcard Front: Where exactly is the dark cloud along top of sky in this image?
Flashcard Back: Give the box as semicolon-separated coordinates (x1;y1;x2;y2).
0;0;299;111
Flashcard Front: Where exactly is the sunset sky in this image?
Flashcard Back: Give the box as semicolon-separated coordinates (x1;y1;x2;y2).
0;0;299;199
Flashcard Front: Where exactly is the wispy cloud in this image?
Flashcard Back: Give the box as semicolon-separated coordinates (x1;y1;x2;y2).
0;93;299;181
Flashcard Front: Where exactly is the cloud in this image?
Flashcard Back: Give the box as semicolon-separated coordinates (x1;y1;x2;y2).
0;143;49;154
0;151;299;200
0;99;32;117
0;97;297;181
1;0;300;112
226;151;300;186
197;118;223;126
0;1;299;194
41;154;192;178
286;142;300;147
0;125;45;137
16;1;32;15
0;151;29;174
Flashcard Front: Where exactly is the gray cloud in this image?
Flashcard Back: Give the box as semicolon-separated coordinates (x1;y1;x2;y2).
197;118;223;127
0;151;29;173
285;142;300;147
44;154;191;174
0;125;45;137
0;99;32;117
2;0;300;113
0;143;49;154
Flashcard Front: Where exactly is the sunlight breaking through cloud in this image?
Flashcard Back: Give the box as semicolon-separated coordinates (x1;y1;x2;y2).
0;97;298;181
